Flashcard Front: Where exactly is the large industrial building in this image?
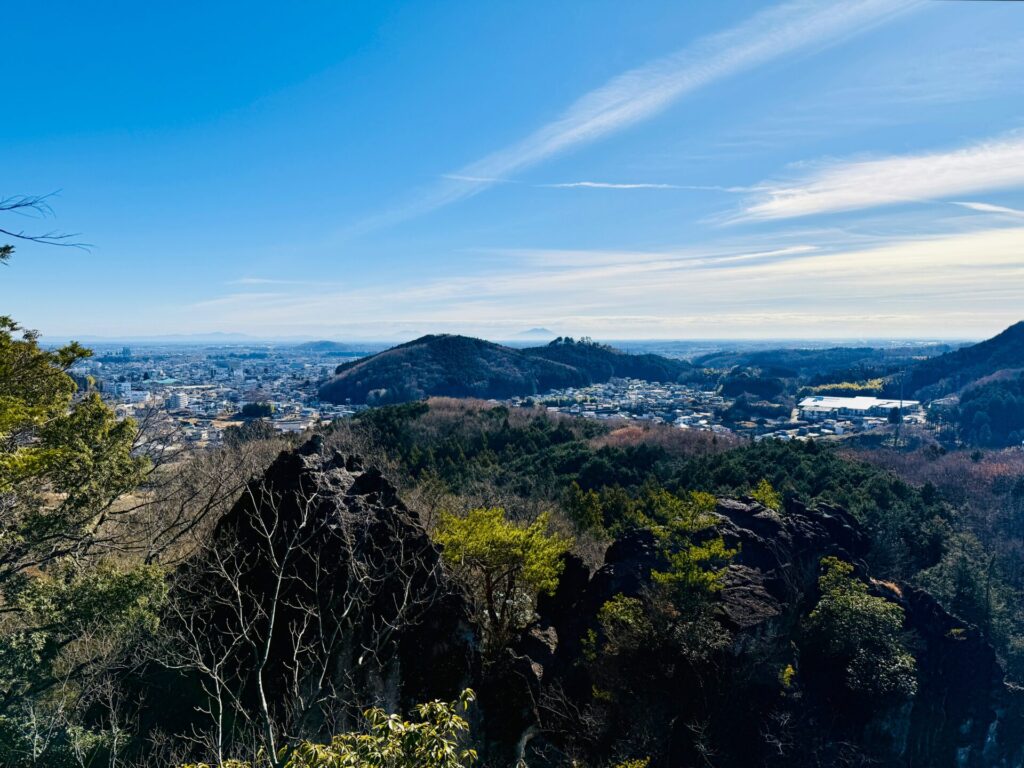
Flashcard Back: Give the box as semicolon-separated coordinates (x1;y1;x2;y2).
798;395;920;420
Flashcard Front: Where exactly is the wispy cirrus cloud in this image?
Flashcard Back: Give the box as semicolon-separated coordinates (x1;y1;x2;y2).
230;277;295;285
441;178;743;191
542;181;682;190
185;227;1024;339
952;201;1024;219
229;276;354;288
742;135;1024;220
439;174;516;185
538;181;749;191
359;0;920;231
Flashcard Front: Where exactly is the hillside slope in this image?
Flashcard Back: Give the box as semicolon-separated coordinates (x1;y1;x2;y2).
903;321;1024;399
318;334;586;405
318;335;691;405
524;338;692;383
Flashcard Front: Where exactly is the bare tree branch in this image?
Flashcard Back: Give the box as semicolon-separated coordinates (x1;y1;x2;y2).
0;192;90;251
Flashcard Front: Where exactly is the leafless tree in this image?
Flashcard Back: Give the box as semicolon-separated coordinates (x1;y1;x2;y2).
101;426;289;565
149;451;454;765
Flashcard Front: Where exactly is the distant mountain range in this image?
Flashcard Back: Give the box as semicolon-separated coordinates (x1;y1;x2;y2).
515;327;556;339
317;334;693;405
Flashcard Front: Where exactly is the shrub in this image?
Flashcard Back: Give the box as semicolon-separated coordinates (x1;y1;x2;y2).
803;557;916;701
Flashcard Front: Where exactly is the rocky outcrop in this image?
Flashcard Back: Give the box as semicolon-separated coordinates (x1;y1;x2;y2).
881;581;1022;767
135;440;477;758
128;445;1022;767
515;496;1023;768
205;439;477;716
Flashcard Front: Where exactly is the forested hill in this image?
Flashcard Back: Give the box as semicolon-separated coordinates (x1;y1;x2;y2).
317;334;692;405
902;320;1024;399
523;337;692;383
694;345;947;379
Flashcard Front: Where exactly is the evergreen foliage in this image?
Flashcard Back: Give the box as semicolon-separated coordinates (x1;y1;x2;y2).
0;315;165;765
435;508;571;652
954;375;1024;447
182;690;477;768
803;557;917;701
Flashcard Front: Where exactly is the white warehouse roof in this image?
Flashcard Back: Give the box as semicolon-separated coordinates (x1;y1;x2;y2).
799;395;920;412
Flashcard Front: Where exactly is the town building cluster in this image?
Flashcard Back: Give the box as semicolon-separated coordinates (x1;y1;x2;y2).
508;378;733;434
510;380;927;443
754;395;924;443
71;344;367;448
72;344;931;451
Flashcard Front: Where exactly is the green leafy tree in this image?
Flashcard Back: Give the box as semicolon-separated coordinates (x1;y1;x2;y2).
574;489;736;761
652;536;736;599
0;559;166;712
750;478;782;512
183;690;477;768
1;317;147;577
435;508;571;653
224;418;280;446
0;316;164;763
240;401;274;419
562;481;604;532
804;557;917;701
916;533;994;632
631;488;736;601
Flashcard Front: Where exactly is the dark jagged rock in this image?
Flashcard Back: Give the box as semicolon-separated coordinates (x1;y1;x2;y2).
536;552;590;625
513;497;1023;768
545;528;665;667
210;442;476;711
716;564;781;632
124;444;1023;767
134;441;478;757
479;649;544;766
878;581;1022;767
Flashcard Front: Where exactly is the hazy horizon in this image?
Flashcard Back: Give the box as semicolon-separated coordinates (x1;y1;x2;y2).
38;330;984;347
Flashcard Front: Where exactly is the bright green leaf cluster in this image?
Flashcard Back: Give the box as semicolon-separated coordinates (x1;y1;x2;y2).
750;478;782;512
183;690;477;768
652;536;737;597
435;508;572;652
805;557;917;700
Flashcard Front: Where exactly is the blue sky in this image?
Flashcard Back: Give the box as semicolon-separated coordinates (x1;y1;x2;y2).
3;0;1024;341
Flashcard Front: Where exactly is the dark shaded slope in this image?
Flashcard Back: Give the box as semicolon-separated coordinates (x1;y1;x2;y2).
695;345;954;381
523;338;692;383
319;334;586;405
318;335;693;405
903;321;1024;399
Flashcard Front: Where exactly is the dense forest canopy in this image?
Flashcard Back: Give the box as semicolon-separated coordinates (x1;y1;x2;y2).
951;375;1024;448
902;321;1024;400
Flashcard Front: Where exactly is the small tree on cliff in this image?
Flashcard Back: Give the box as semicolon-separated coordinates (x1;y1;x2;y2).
803;557;917;701
750;478;782;512
435;508;571;654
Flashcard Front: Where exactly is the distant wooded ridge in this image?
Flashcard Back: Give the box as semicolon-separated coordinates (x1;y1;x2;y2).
317;334;695;405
